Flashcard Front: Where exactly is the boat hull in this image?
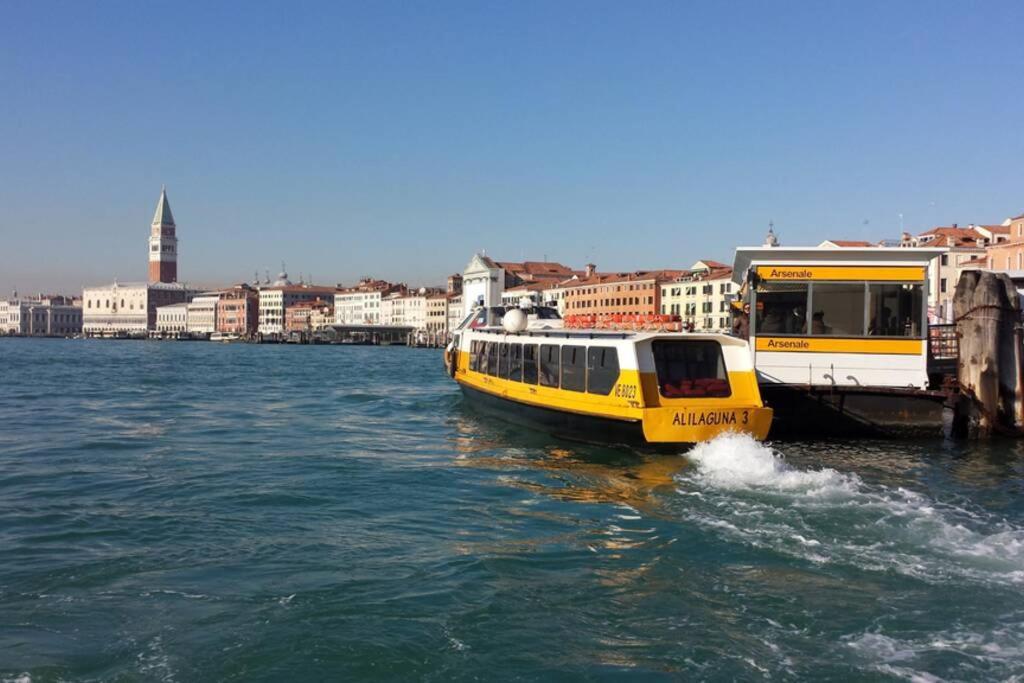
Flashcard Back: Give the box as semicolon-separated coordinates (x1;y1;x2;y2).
460;384;649;446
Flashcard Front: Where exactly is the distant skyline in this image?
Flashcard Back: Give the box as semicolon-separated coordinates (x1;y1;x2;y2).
2;0;1023;294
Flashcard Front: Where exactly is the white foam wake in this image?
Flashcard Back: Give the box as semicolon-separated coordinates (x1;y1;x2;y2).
844;621;1024;681
677;433;1024;585
686;432;858;495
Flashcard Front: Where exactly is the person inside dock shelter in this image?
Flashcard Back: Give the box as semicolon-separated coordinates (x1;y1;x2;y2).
730;302;750;338
869;306;893;335
759;307;786;333
791;305;807;333
811;311;830;335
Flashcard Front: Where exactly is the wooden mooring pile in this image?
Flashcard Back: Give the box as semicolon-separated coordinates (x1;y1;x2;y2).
951;270;1024;437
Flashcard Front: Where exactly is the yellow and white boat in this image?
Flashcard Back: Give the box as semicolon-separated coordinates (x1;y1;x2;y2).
445;307;772;446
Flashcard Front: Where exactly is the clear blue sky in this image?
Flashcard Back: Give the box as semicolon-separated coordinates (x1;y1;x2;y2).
2;1;1022;294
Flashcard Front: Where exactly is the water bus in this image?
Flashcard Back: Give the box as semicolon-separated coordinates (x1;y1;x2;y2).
444;306;772;446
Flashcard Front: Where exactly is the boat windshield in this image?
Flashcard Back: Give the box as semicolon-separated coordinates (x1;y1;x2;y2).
652;340;731;398
529;306;561;320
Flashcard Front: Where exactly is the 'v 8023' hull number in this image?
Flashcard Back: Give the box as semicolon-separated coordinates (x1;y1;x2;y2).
614;384;637;399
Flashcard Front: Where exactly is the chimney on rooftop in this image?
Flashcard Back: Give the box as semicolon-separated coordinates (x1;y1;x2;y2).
585;263;596;278
953;223;958;229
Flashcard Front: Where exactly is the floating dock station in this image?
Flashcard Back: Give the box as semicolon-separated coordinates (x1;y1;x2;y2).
731;246;952;437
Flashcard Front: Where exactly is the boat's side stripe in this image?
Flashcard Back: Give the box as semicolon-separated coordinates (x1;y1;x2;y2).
455;351;765;421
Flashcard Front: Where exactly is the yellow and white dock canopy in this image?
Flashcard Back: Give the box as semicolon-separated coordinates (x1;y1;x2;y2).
731;246;945;389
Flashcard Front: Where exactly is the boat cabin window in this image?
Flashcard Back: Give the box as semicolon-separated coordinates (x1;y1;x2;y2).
458;310;481;331
539;344;560;387
465;308;489;329
868;284;923;337
498;343;510;378
587;346;620;395
477;341;489;374
523;344;539;384
560;345;587;392
810;283;865;336
486;342;499;376
469;340;481;371
653;340;731;398
756;283;808;335
508;343;524;381
530;306;561;320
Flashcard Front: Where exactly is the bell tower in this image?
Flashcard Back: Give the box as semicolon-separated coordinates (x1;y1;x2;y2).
148;186;178;283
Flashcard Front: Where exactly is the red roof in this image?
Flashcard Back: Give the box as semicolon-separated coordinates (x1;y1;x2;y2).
567;269;688;287
980;224;1010;234
918;227;985;248
505;281;554;292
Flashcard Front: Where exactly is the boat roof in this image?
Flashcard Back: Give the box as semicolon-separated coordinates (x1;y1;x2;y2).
731;246;946;284
465;327;749;346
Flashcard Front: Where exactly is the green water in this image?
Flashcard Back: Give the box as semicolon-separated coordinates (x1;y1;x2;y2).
1;338;1023;680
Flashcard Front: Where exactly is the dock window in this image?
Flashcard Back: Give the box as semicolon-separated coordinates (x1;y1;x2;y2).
508;344;523;382
498;343;510;378
561;345;587;392
587;347;620;395
868;284;923;337
653;340;731;398
539;344;560;387
756;283;808;335
523;345;539;384
809;283;865;336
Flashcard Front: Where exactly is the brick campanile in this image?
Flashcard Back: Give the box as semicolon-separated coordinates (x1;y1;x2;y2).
148;186;178;283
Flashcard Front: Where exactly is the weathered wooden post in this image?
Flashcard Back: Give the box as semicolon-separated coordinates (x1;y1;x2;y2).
953;270;1023;436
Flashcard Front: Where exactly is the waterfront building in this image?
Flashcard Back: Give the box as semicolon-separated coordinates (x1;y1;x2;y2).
461;254;505;316
460;254;581;317
155;302;188;336
83;282;194;337
216;285;259;337
284;298;333;335
185;295;219;337
333;279;400;325
541;281;574;315
501;282;547;308
0;295;82;336
148;187;178;284
447;273;463;295
446;293;464;332
381;289;438;330
307;304;335;332
659;261;734;332
257;271;338;337
380;291;406;327
562;269;686;320
978;214;1024;274
426;294;448;342
901;224;1005;321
